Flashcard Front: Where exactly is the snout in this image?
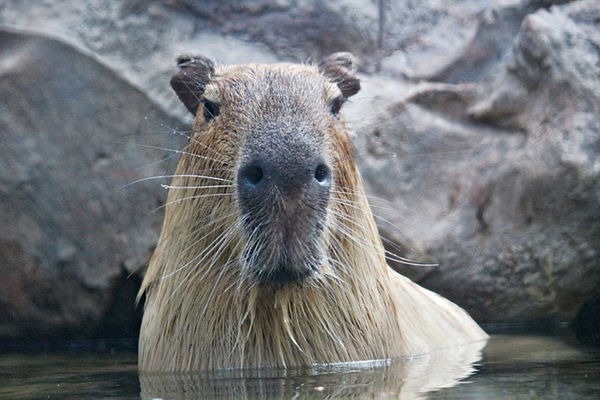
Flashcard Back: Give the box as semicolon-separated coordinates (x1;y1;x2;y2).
237;157;331;203
236;151;332;285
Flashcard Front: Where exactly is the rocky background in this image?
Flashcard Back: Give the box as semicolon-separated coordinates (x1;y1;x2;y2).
0;0;598;344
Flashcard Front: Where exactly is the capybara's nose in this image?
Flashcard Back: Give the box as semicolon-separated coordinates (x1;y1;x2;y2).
237;156;331;207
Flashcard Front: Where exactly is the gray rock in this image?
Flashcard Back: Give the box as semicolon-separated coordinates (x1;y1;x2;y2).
0;30;184;339
0;0;281;122
0;0;493;108
395;0;575;83
355;0;600;323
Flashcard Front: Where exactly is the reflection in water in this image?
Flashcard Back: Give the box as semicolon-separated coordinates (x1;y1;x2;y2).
2;334;599;399
140;340;487;399
428;334;600;399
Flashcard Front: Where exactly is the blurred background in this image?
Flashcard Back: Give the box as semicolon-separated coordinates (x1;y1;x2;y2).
0;0;599;347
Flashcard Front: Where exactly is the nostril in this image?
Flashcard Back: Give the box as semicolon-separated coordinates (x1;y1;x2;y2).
241;164;264;186
314;163;330;184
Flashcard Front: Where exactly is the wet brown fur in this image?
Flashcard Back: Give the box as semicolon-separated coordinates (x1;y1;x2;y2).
138;57;487;372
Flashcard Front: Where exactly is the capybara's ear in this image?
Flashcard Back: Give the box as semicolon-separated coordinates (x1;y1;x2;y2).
170;55;215;115
319;52;360;98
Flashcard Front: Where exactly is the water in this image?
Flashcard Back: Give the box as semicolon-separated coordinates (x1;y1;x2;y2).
1;333;599;399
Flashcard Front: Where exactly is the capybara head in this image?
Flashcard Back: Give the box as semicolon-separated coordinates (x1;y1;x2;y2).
169;53;360;286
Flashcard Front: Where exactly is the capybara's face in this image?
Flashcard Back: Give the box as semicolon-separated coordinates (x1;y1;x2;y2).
170;54;360;286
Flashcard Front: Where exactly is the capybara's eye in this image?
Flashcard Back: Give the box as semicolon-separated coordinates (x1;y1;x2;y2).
203;100;220;121
330;96;345;117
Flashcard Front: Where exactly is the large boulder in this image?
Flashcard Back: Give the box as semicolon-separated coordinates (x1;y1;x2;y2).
354;0;600;323
0;30;184;340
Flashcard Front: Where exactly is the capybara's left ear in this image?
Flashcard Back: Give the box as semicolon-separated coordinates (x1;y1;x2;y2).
319;52;360;98
170;55;215;115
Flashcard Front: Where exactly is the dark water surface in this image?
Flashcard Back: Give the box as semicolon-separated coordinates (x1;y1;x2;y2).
1;333;599;399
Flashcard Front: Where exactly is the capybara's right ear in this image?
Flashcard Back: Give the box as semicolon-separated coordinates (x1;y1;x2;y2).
170;55;215;115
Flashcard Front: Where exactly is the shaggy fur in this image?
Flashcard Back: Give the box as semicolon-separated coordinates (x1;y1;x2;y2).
138;56;487;371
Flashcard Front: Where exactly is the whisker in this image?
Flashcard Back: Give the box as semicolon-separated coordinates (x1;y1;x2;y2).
161;222;234;279
163;220;243;305
150;193;234;214
159;122;226;159
161;184;234;190
330;187;394;204
329;209;439;268
200;229;245;315
131;153;179;172
159;211;240;273
131;141;225;164
187;222;245;299
123;174;233;188
334;196;397;212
